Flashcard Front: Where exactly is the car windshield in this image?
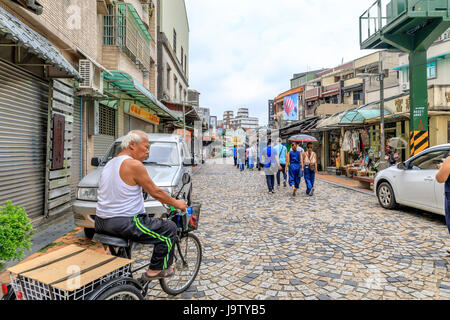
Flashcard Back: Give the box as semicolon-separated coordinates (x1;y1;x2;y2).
102;141;180;166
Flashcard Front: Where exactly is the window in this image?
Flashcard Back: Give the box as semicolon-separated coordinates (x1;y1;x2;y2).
173;29;177;55
184;55;187;73
448;121;450;143
427;61;437;79
408;150;449;170
99;104;116;136
166;64;171;90
181;47;184;66
174;76;178;100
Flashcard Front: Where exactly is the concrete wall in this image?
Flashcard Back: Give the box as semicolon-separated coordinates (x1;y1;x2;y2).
160;0;189;82
2;0;99;64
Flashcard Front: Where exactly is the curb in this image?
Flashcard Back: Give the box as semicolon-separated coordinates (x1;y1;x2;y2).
317;177;375;197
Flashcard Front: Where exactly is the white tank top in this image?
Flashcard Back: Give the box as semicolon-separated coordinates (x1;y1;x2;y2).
96;155;145;219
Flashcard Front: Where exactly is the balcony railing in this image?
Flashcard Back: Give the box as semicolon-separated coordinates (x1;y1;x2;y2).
360;0;449;45
104;3;151;73
305;87;321;100
322;82;341;95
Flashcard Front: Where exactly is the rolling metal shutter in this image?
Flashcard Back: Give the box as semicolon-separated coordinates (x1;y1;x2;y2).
70;96;82;199
0;60;49;218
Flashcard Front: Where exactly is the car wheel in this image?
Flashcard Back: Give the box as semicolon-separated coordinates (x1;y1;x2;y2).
377;182;398;210
84;228;95;239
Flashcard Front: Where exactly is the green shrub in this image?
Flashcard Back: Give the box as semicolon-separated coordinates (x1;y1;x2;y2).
0;201;34;262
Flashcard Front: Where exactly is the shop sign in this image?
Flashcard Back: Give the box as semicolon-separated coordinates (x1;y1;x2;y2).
128;103;160;125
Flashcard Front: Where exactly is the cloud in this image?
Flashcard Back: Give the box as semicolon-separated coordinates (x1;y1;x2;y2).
186;0;375;125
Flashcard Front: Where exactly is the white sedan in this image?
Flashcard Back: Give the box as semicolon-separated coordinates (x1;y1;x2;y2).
374;144;450;215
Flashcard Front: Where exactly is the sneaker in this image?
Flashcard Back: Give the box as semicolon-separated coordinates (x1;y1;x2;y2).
271;190;275;194
310;187;315;196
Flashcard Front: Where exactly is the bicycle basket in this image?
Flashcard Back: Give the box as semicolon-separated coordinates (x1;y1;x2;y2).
187;202;201;232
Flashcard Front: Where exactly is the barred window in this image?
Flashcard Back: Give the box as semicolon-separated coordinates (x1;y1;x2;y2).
99;104;116;136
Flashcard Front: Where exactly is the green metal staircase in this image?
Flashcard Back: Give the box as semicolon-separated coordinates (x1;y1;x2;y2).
360;0;450;155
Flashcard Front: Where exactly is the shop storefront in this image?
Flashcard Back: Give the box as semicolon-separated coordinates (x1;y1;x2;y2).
124;102;159;134
0;7;80;222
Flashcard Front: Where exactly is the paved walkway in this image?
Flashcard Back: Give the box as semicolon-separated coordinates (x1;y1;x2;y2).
2;159;450;300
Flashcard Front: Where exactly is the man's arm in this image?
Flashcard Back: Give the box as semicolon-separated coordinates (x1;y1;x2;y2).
131;161;187;211
436;156;450;183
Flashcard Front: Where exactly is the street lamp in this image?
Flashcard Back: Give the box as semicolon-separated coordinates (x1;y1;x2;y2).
357;65;387;169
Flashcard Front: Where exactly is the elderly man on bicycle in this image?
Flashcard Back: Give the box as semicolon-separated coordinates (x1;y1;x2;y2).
95;130;188;281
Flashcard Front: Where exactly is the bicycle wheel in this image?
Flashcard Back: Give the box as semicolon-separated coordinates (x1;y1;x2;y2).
160;233;202;296
96;284;144;300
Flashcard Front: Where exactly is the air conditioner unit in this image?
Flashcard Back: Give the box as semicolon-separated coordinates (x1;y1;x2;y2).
79;60;93;88
401;83;409;91
78;59;104;95
344;92;350;97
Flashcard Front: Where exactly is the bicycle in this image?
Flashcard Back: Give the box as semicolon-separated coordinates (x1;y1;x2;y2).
89;200;202;300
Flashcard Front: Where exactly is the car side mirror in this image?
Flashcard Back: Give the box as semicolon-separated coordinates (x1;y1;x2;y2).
183;157;194;167
397;162;406;170
91;157;101;167
182;172;191;185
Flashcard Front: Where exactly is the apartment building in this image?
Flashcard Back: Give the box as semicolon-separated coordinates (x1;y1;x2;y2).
157;0;189;104
0;0;181;227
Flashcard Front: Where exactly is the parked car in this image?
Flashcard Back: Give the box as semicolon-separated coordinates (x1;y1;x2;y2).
73;134;195;238
374;144;450;216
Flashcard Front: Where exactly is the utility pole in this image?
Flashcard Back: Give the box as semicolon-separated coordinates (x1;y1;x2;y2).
379;60;385;167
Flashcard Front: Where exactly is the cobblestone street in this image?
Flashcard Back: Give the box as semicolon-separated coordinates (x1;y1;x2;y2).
147;159;450;300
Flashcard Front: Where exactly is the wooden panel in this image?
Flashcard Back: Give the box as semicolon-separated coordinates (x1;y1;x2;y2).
51;114;65;170
53;80;75;96
48;194;71;210
49;168;71;180
49;177;70;190
48;201;72;217
7;245;82;274
52;111;73;123
53;90;74;106
52;100;74;114
48;186;71;200
8;245;132;292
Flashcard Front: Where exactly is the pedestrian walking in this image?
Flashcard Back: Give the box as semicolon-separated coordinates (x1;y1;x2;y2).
274;138;288;188
247;144;255;171
302;142;318;196
262;140;277;194
285;141;303;196
238;144;246;172
232;145;238;167
436;154;450;255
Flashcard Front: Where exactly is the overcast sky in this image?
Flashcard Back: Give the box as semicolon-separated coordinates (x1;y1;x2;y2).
185;0;377;126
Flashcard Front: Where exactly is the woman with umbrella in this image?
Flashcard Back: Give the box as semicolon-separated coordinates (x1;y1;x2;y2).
285;141;303;196
289;134;319;196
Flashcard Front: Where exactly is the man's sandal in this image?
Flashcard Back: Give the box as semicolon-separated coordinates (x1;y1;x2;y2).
140;267;175;281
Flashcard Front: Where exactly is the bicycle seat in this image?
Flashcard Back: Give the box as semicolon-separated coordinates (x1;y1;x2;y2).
93;233;129;248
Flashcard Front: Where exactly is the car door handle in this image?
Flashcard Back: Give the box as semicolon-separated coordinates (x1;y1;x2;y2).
424;176;434;182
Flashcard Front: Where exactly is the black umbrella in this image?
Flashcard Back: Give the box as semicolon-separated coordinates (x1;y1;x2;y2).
289;134;318;143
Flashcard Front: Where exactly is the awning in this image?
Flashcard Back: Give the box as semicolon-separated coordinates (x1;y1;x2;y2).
280;117;320;139
103;71;180;121
394;51;450;70
117;2;152;41
316;111;348;130
162;101;201;123
340;104;391;124
10;0;43;15
0;6;80;79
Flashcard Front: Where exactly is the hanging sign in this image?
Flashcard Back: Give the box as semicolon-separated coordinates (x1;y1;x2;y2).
126;103;160;125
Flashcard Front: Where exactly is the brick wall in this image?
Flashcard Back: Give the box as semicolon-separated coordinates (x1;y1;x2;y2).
20;0;98;61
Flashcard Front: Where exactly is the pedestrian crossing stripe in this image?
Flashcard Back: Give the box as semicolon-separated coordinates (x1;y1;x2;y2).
410;131;429;156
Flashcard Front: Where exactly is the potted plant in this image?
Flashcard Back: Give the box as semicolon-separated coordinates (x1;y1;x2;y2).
0;201;34;270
